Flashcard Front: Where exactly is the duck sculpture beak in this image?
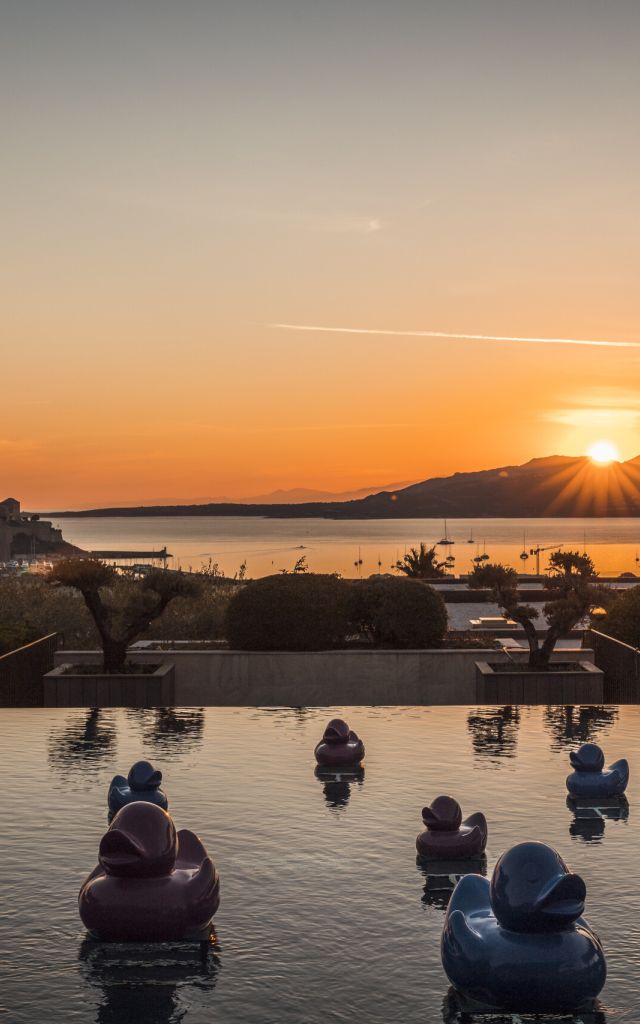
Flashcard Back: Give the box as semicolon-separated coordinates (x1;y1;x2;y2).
99;829;147;876
533;872;586;924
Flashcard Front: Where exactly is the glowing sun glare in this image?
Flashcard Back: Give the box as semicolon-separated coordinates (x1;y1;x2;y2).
587;440;620;465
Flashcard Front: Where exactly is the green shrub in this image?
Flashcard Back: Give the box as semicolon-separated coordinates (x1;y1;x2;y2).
225;573;351;650
0;576;97;648
145;583;233;641
351;577;448;647
0;622;40;655
601;586;640;648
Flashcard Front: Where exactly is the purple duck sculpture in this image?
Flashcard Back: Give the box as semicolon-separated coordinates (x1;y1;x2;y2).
314;718;365;768
79;802;220;941
416;795;488;860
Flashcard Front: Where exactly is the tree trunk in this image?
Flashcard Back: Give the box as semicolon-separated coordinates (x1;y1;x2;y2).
515;616;542;668
528;645;551;670
102;636;129;674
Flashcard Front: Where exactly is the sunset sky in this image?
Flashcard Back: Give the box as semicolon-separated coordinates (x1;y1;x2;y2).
3;1;640;508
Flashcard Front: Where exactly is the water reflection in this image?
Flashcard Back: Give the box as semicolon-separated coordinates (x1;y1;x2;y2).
79;933;219;1024
544;706;618;751
467;707;520;762
441;986;607;1023
567;794;629;843
314;765;364;809
48;709;116;773
127;708;205;755
417;859;487;912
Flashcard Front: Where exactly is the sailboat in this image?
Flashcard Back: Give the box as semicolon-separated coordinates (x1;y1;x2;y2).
438;520;455;545
467;527;474;544
519;531;529;567
473;540;490;564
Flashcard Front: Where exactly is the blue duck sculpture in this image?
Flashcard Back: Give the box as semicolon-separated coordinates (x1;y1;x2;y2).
441;841;606;1013
108;760;168;818
566;742;629;800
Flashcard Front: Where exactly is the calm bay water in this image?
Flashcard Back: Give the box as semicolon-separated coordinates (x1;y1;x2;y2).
51;516;640;578
1;704;639;1023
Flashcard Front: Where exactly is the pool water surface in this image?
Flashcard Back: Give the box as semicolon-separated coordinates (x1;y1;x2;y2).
1;705;639;1023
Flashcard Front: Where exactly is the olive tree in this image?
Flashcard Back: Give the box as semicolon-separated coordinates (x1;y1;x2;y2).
48;559;198;672
468;551;612;669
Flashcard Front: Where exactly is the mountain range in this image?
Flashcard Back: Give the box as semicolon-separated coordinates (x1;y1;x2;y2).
42;456;640;519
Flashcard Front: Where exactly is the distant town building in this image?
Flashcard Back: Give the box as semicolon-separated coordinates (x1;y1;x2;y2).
0;498;64;561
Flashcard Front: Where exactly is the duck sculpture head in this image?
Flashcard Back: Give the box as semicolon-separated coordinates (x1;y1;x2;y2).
490;842;585;932
323;719;351;743
422;795;463;832
128;760;164;791
569;743;605;772
99;802;177;879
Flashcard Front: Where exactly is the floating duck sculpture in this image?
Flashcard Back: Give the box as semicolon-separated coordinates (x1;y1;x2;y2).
314;719;365;768
79;802;220;941
416;796;487;861
566;742;629;800
108;760;168;819
441;841;606;1013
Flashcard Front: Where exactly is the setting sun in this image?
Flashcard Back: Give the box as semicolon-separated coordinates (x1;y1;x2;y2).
587;440;620;465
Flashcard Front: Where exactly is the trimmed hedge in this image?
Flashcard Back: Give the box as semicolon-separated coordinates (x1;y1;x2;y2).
224;573;351;650
602;586;640;648
351;577;448;647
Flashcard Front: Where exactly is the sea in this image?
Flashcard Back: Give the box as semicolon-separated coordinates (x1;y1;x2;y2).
49;516;640;579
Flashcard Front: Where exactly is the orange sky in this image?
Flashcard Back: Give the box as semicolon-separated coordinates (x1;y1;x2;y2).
2;3;640;508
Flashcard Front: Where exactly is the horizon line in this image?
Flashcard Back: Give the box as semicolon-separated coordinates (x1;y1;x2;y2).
269;323;640;349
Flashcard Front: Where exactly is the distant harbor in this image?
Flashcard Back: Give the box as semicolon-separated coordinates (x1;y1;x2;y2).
48;515;640;580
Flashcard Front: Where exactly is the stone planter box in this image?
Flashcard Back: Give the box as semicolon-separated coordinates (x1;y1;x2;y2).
43;662;175;708
475;660;603;705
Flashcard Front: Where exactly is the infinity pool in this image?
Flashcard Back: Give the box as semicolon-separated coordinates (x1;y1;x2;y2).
1;705;639;1023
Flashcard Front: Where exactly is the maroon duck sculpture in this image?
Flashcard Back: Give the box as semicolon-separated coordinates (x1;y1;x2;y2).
416;795;487;860
79;802;220;941
314;718;365;768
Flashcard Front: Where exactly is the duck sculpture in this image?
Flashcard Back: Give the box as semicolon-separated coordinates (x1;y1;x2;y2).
566;742;629;800
441;841;606;1013
108;760;168;819
416;796;487;861
79;802;220;941
314;719;364;768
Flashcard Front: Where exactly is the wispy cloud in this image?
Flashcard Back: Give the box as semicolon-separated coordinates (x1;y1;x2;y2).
545;389;640;427
0;438;40;452
270;323;640;349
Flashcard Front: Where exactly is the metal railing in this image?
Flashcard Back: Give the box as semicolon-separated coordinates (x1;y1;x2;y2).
0;633;60;707
585;628;640;703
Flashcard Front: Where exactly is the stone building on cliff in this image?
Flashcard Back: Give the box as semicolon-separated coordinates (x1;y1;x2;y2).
0;498;65;561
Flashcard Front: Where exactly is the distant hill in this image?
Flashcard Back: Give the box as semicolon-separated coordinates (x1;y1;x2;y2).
41;455;640;519
52;480;415;510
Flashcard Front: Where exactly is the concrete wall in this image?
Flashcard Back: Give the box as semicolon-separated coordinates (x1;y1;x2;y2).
53;646;594;706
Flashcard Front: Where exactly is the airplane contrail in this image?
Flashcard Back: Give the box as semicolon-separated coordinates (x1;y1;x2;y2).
269;323;640;349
